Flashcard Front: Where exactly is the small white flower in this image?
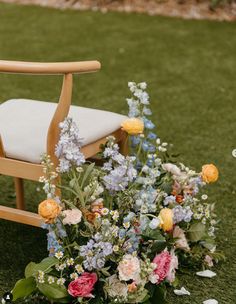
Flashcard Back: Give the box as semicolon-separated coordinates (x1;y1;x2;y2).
156;138;161;145
70;272;79;280
55;251;64;259
201;194;208;200
75;264;84;273
112;210;119;221
58;263;66;271
123;222;130;229
48;276;55;284
76;166;84;172
57;278;66;286
66;258;74;266
139;82;147;90
113;245;119;252
101;208;109;216
149;273;159;284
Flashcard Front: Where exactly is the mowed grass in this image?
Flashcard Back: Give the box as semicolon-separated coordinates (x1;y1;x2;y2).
0;2;236;303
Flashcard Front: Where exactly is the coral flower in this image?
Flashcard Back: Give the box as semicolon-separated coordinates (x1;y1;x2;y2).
201;164;219;183
121;118;144;135
159;208;174;232
38;199;61;223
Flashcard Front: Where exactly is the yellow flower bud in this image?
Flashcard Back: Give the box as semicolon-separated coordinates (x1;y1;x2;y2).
159;208;174;232
201;164;219;183
121;118;144;135
38;199;61;223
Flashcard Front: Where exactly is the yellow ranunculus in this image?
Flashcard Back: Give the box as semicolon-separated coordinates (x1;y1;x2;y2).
121;118;144;135
201;164;219;183
38;199;61;223
159;208;174;232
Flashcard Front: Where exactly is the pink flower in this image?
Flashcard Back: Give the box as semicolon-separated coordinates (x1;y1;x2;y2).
118;254;141;282
153;251;171;284
68;272;97;298
173;226;190;251
166;251;178;283
204;255;214;267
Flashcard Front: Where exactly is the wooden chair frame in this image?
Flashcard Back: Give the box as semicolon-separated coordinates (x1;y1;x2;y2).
0;60;127;227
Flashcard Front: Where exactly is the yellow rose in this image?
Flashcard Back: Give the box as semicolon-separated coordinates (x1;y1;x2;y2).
201;164;219;183
159;208;174;232
38;199;61;223
121;118;144;135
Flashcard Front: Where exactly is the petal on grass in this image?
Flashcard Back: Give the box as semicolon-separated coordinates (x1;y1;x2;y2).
196;270;217;278
203;299;218;304
174;287;191;296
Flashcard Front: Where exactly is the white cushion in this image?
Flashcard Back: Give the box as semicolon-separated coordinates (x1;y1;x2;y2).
0;99;126;163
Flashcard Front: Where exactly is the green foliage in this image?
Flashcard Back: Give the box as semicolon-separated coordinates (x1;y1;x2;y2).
37;282;69;302
187;222;206;242
12;277;37;301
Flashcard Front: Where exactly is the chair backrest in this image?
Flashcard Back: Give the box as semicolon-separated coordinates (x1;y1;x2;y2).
0;60;101;166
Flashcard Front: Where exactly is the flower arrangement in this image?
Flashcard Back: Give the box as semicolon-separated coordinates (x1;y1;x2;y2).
10;82;223;304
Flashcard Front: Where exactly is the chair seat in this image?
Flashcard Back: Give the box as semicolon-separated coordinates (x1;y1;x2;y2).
0;99;126;163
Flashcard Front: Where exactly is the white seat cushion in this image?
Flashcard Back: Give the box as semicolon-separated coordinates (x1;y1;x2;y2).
0;99;126;163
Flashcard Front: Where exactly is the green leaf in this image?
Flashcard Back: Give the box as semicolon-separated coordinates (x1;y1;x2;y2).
25;262;37;278
81;163;95;188
37;282;68;300
33;257;58;275
188;222;206;242
12;277;36;301
151;239;167;254
141;227;166;241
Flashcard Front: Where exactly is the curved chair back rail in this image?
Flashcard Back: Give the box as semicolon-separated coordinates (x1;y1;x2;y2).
0;60;101;75
0;60;101;167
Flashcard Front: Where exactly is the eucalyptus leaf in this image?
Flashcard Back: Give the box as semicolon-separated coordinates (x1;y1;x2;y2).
12;277;36;301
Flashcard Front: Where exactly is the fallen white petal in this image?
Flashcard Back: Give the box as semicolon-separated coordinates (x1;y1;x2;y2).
203;299;218;304
196;270;217;278
174;287;191;296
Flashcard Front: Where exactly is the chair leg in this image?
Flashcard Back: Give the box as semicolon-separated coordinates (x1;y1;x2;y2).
119;132;129;156
14;177;25;210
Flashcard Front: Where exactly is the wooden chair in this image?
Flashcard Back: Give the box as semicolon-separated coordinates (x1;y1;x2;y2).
0;60;127;227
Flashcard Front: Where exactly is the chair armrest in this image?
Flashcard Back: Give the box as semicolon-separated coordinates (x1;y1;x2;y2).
0;60;101;75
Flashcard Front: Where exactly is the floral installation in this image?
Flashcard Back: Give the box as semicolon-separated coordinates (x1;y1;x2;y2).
10;82;224;304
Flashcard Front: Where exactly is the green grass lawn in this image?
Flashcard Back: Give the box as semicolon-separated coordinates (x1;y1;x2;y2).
0;2;236;303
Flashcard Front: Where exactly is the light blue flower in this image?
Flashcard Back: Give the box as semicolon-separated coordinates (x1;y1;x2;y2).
143;118;155;129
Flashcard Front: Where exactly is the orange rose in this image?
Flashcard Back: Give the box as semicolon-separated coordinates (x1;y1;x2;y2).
201;164;219;183
121;118;144;135
159;208;174;232
38;199;61;223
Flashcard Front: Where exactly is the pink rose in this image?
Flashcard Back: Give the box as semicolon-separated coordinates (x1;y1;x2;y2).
153;251;171;284
68;272;97;298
